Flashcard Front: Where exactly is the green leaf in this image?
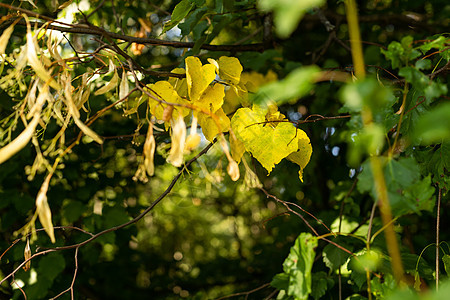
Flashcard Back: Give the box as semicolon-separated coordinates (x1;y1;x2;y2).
275;232;318;300
38;253;66;282
253;66;321;106
371;273;397;299
415;142;450;190
258;0;326;38
322;239;353;271
418;35;450;61
443;255;450;276
162;0;196;34
357;157;435;216
381;36;421;69
414;103;450;144
399;67;447;101
311;271;333;300
62;199;85;223
271;273;289;290
178;7;208;36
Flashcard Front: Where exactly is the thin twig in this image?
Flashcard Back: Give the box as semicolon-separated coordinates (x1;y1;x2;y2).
0;5;266;53
436;188;442;291
50;247;79;300
259;187;335;236
215;283;271;300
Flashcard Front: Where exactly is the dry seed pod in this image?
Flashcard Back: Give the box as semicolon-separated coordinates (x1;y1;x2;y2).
23;238;31;271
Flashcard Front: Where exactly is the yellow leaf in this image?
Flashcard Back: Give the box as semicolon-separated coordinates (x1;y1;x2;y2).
198;108;230;142
217;56;243;85
185;56;216;102
185;134;201;152
223;84;248;113
147;81;190;122
195;83;225;113
240;70;277;92
230;131;246;164
94;69;119;95
168;68;188;98
243;158;262;189
231;106;310;175
286;130;312;182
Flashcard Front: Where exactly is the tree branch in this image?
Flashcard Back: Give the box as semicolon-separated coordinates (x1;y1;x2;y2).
0;2;265;53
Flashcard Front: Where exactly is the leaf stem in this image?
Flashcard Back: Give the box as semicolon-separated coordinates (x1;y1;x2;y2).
345;0;406;285
436;188;442;291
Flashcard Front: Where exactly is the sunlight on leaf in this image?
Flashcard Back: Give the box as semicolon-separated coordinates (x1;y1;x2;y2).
195;83;225;113
231;106;311;176
185;56;216;102
197;108;230;142
148;81;190;121
271;233;318;299
217;56;243;85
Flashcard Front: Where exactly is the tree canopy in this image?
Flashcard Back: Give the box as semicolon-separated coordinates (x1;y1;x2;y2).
0;0;449;299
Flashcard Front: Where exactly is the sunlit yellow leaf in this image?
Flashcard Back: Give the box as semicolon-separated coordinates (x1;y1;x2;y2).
286;130;312;182
185;56;216;102
195;83;225;113
185;134;201;152
243;158;262;189
230;131;246;163
223;84;248;113
231;106;309;175
240;70;278;92
94;69;119;95
217;56;243;85
198;108;230;142
147;81;190;121
168;68;188;97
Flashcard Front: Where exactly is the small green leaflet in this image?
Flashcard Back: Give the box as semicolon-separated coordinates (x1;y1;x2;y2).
163;0;196;34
